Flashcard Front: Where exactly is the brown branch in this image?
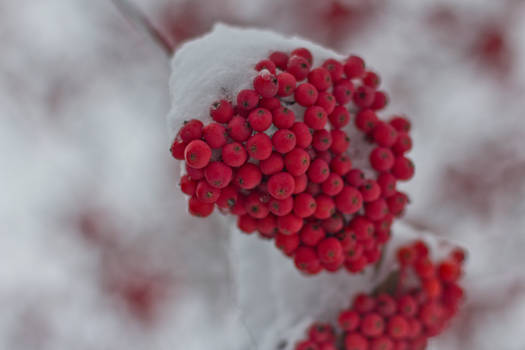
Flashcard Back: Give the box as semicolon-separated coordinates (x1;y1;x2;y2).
112;0;174;55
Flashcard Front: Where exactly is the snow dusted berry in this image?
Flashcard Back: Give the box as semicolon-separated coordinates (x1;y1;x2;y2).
234;163;262;189
291;122;313;148
344;55;366;78
204;161;232;189
277;72;297;97
228;115;252;142
291;47;313;65
222;142;247;167
210;99;233;123
237;89;259;110
287;55;311;81
202;122;227;148
269;51;289;70
272;129;297;153
253;70;278;98
247;133;273;160
184;140;212;169
255;59;276;74
267;172;295;200
295;83;319;106
304;106;328;130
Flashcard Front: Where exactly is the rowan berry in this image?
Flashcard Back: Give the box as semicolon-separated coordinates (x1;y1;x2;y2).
438;260;460;283
246;133;273;160
353;85;376;108
329;129;350;154
291;48;313;65
210;99;234;123
269;51;289;70
328;105;350;129
376;293;397;317
238;214;258;233
272;106;295;129
373;122;399;147
291;122;313;148
294;246;321;274
188;196;214;217
361;313;384;338
308;158;331;183
387;192;408;216
295;83;319;106
392;133;412;155
364;198;389;221
287;55;311;81
222;142;247;167
272;129;297;153
184;140;212;169
370;147;395;171
257;214;277;237
294;193;317;218
317;237;344;264
234;163;262;189
322;214;344;233
370;91;388;110
389;117;411;133
267;172;295;200
345;169;366;187
345;333;368;350
216;185;238;209
247;108;273;132
304;106;328;130
185;163;204;180
308;323;335;343
359;180;381;202
178;119;203;143
255;59;276;74
253;70;278;98
285;148;311;176
355;109;378;133
196;180;221;203
307;67;332;91
275;233;300;255
227;115;252;142
351;216;375;241
370;336;393;350
314;194;336;219
204;161;232;189
316;91;336;114
338;309;360;331
333;79;354;104
391;157;415;180
276;72;297;97
335;186;363;214
330;155;352;176
363;71;380;88
180;175;197;196
322;59;344;82
377;173;397;198
170;139;186;159
294;173;308;194
268;196;294;217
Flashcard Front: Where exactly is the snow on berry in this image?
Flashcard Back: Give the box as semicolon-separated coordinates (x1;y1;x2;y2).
168;25;415;275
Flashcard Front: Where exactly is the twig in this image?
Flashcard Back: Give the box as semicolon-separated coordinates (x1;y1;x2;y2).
112;0;174;55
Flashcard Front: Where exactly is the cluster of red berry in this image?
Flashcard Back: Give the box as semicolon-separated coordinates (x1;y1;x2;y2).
294;240;465;350
170;47;414;274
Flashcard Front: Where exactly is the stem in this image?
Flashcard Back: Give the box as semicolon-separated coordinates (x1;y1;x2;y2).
112;0;174;55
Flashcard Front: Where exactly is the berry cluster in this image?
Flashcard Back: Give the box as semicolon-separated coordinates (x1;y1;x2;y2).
170;47;415;274
294;241;466;350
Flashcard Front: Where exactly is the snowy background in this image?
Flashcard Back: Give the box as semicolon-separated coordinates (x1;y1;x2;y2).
1;0;525;349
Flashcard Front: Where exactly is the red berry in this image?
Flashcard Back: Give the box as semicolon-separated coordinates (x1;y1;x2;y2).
294;173;308;194
353;85;376;108
273;106;296;129
186;163;204;180
268;172;296;200
247;108;273;132
345;333;368;350
238;214;258;233
376;293;397;317
345;255;367;272
285;148;311;176
330;155;352;176
346;169;366;187
373;122;399;147
222;142;248;167
259;97;280;110
370;91;388;110
277;72;297;97
170;139;186;160
228;115;252;142
438;260;461;282
420;302;445;329
338;309;360;331
391;157;415;180
268;196;294;216
363;71;380;88
344;55;366;78
260;152;284;175
255;59;276;74
204;161;232;189
415;258;435;279
316;92;336;114
389;117;411;133
387;192;408;216
308;67;332;91
423;278;443;299
321;173;344;196
312;129;333;152
388;316;409;339
359;180;381;202
216;186;238;209
328;105;350;129
398;295;418;317
291;47;313;65
300;222;325;246
196;180;220;203
180;175;197;195
246;133;273;160
275;233;300;255
184;140;212;169
295;83;319;106
234;163;262;189
370;336;393;350
392;132;412;155
304;106;328;130
210;100;233;123
317;237;344;264
351;216;375;241
269;51;289;70
188;196;214;217
272;129;297;154
257;214;277;237
322;213;344;233
361;313;384;338
377;173;397;198
277;213;303;235
308;158;330;183
294;193;317;218
287;55;311;81
308;323;335;343
333;79;354;104
245;192;270;219
237;89;259;110
370;147;395;171
314;194;336;219
295;340;319;350
253;71;278;98
355;109;378;133
202;123;227;149
364;198;389;221
178;119;203;143
335;186;363;214
294;246;321;274
330;129;350;154
322;59;344;82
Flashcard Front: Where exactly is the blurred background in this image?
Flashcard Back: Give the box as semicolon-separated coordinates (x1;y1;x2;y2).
1;0;525;349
